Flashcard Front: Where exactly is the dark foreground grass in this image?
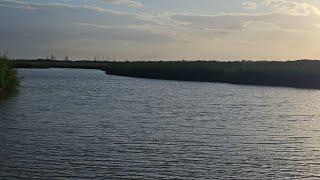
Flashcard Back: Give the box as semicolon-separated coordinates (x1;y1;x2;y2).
12;59;320;89
0;58;19;95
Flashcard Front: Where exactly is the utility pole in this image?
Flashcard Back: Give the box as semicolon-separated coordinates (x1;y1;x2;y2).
50;54;56;60
64;56;69;61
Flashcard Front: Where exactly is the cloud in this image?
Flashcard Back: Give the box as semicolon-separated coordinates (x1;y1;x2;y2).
0;0;170;59
100;0;143;7
136;12;190;27
0;0;128;14
263;0;320;16
0;0;36;9
241;21;281;31
2;0;320;60
242;1;257;10
172;12;320;32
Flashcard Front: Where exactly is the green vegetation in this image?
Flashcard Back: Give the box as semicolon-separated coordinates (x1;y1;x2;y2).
0;57;19;95
104;60;320;89
12;59;320;89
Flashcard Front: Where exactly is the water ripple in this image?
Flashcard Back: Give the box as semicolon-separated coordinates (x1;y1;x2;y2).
1;68;320;179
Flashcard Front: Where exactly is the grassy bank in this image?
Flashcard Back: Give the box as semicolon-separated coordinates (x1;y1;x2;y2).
12;59;320;89
0;58;19;95
104;60;320;89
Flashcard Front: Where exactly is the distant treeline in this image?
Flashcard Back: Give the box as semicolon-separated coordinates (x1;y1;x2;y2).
12;59;320;89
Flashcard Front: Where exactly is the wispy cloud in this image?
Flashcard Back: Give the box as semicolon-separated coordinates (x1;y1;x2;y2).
1;0;320;60
263;0;320;16
100;0;143;7
242;1;257;10
0;0;127;14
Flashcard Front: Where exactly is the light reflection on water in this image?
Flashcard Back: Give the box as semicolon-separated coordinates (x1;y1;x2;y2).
1;68;320;179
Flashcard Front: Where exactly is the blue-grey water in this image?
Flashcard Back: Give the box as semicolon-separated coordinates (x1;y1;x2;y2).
1;68;320;179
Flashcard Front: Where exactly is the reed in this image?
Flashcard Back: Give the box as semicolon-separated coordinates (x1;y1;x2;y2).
0;57;19;95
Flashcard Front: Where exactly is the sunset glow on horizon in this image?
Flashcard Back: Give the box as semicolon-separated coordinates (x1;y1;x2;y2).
1;0;320;61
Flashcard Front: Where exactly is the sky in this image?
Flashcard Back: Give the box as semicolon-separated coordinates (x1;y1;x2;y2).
1;0;320;61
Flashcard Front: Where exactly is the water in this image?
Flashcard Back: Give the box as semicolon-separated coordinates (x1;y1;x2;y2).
1;68;320;179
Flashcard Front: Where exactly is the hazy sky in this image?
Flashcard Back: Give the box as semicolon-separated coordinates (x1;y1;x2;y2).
1;0;320;60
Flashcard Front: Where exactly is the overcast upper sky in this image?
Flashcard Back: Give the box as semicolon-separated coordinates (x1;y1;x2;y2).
1;0;320;60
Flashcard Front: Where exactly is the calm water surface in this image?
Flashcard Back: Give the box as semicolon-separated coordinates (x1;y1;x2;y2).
1;68;320;179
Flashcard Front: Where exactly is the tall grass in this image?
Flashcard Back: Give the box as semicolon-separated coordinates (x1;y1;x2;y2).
0;57;19;94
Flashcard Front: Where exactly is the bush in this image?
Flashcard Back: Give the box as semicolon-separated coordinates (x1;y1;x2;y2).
0;57;19;94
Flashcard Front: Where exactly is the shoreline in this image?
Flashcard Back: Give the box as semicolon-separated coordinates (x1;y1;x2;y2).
12;59;320;90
